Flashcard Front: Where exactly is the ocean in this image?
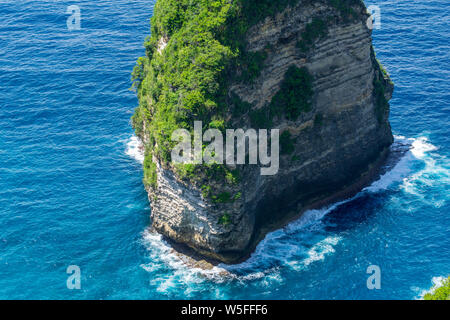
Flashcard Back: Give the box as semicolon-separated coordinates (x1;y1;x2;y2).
0;0;448;299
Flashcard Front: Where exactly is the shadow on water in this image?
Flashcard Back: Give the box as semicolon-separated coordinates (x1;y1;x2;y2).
321;191;392;233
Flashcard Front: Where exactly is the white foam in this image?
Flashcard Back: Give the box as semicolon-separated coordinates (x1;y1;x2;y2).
416;276;448;300
303;236;341;267
220;206;344;273
399;137;449;199
364;136;442;193
223;136;444;276
140;136;446;284
364;136;411;192
411;137;438;158
140;229;233;287
126;135;144;164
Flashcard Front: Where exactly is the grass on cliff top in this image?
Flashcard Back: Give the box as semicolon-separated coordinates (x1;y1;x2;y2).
132;0;362;191
424;277;450;300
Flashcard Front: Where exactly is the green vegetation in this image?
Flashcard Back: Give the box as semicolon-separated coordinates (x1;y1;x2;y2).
143;153;157;189
314;113;323;126
179;162;239;185
240;0;300;26
230;92;252;117
176;163;197;181
329;0;359;21
218;213;232;226
376;58;394;86
280;131;295;155
202;186;240;204
373;77;389;124
250;65;314;128
424;277;450;300
371;47;392;125
131;56;146;91
225;169;240;185
250;108;272;129
270;66;314;120
131;106;145;137
296;0;363;52
233;191;242;200
132;0;360;192
212;192;232;203
297;18;328;53
201;184;212;198
136;0;239;167
377;59;389;78
238;50;268;83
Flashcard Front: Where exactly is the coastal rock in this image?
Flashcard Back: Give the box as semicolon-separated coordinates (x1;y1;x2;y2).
135;0;394;263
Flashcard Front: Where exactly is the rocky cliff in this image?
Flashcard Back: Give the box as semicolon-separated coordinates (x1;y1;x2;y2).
132;0;394;264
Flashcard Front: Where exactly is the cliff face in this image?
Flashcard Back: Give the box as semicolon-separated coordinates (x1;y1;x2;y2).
133;0;394;264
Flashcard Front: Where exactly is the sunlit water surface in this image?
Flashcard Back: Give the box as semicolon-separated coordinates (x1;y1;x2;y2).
0;0;448;299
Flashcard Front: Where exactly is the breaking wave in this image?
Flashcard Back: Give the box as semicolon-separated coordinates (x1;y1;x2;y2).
126;135;144;164
140;135;448;291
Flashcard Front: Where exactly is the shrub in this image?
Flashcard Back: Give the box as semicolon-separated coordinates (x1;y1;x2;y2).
241;0;300;26
131;106;144;137
297;18;328;53
424;277;450;300
225;169;240;185
238;50;268;83
314;113;323;126
218;213;232;226
143;153;158;189
132;0;322;190
280;131;295;155
212;192;232;203
270;66;313;120
329;0;360;22
176;163;197;181
373;77;389;124
231;92;252;117
250;108;272;129
201;185;212;198
209;119;226;132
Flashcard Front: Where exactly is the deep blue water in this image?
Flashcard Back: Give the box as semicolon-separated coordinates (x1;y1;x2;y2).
0;0;448;299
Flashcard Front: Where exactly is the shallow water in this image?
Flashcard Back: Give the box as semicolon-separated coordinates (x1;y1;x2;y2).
0;0;448;299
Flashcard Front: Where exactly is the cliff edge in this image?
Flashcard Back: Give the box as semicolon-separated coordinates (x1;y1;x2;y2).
132;0;394;264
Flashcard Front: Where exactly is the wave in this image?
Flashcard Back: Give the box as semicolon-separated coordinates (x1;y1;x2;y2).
140;136;446;285
140;229;235;290
125;135;144;164
222;136;434;273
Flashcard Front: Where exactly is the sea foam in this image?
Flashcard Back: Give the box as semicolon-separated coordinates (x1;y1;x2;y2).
126;135;144;164
140;136;445;284
415;276;448;300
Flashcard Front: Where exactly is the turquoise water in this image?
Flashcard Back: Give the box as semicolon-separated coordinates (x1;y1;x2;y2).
0;0;448;299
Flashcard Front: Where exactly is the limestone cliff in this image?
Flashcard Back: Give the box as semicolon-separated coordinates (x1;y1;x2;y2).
132;0;394;264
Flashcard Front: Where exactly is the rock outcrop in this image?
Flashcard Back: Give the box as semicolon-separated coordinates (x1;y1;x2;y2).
133;0;394;264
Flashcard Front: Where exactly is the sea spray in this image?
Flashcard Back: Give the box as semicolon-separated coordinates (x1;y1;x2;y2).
416;276;449;300
126;135;144;164
138;136;448;288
